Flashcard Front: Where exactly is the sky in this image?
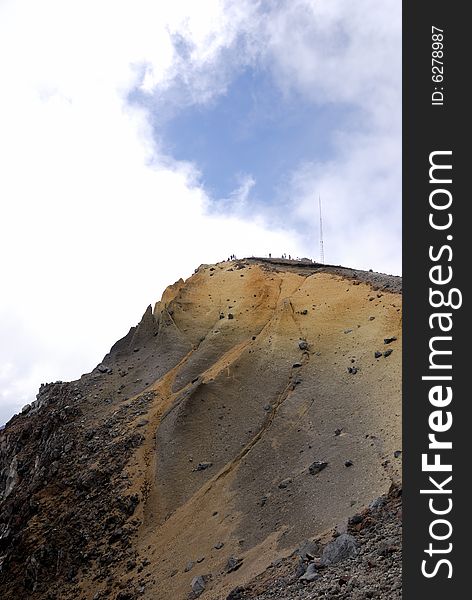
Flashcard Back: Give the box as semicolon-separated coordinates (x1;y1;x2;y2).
0;0;401;425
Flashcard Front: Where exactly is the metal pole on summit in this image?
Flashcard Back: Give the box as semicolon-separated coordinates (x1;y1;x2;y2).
319;195;325;265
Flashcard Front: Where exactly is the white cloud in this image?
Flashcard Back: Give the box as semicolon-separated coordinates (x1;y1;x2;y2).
259;1;397;106
0;0;400;424
213;173;256;214
286;129;401;273
261;0;401;272
0;0;305;424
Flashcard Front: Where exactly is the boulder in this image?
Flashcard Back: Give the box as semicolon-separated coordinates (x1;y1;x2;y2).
296;539;320;561
299;562;318;582
191;575;207;596
320;534;357;565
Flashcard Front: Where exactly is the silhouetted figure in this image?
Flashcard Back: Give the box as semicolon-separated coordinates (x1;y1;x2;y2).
269;253;271;258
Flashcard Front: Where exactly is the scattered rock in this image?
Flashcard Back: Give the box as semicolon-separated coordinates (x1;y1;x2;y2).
384;336;397;344
193;462;213;472
344;329;353;334
219;485;402;598
309;461;328;475
298;340;309;351
278;478;292;489
225;556;243;573
214;542;224;550
374;351;382;359
226;586;246;600
347;366;358;374
191;575;207;596
345;460;354;467
126;559;137;571
334;428;343;436
383;349;393;358
394;450;402;458
228;313;234;319
116;592;135;600
292;362;302;368
369;497;386;512
184;561;195;572
378;537;399;556
349;514;364;525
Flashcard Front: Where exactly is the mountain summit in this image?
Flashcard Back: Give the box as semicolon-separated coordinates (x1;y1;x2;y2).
0;258;402;599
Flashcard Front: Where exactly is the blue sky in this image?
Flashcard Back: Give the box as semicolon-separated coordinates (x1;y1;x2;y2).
144;67;353;208
0;0;401;424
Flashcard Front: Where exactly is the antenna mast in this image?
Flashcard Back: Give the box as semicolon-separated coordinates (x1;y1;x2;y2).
318;194;325;264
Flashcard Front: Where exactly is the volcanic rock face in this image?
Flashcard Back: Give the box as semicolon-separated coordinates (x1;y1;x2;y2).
0;259;402;599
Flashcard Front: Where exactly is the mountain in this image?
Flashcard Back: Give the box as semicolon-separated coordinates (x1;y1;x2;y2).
0;258;402;599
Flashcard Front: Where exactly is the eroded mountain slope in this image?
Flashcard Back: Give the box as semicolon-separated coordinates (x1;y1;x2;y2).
0;259;402;600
